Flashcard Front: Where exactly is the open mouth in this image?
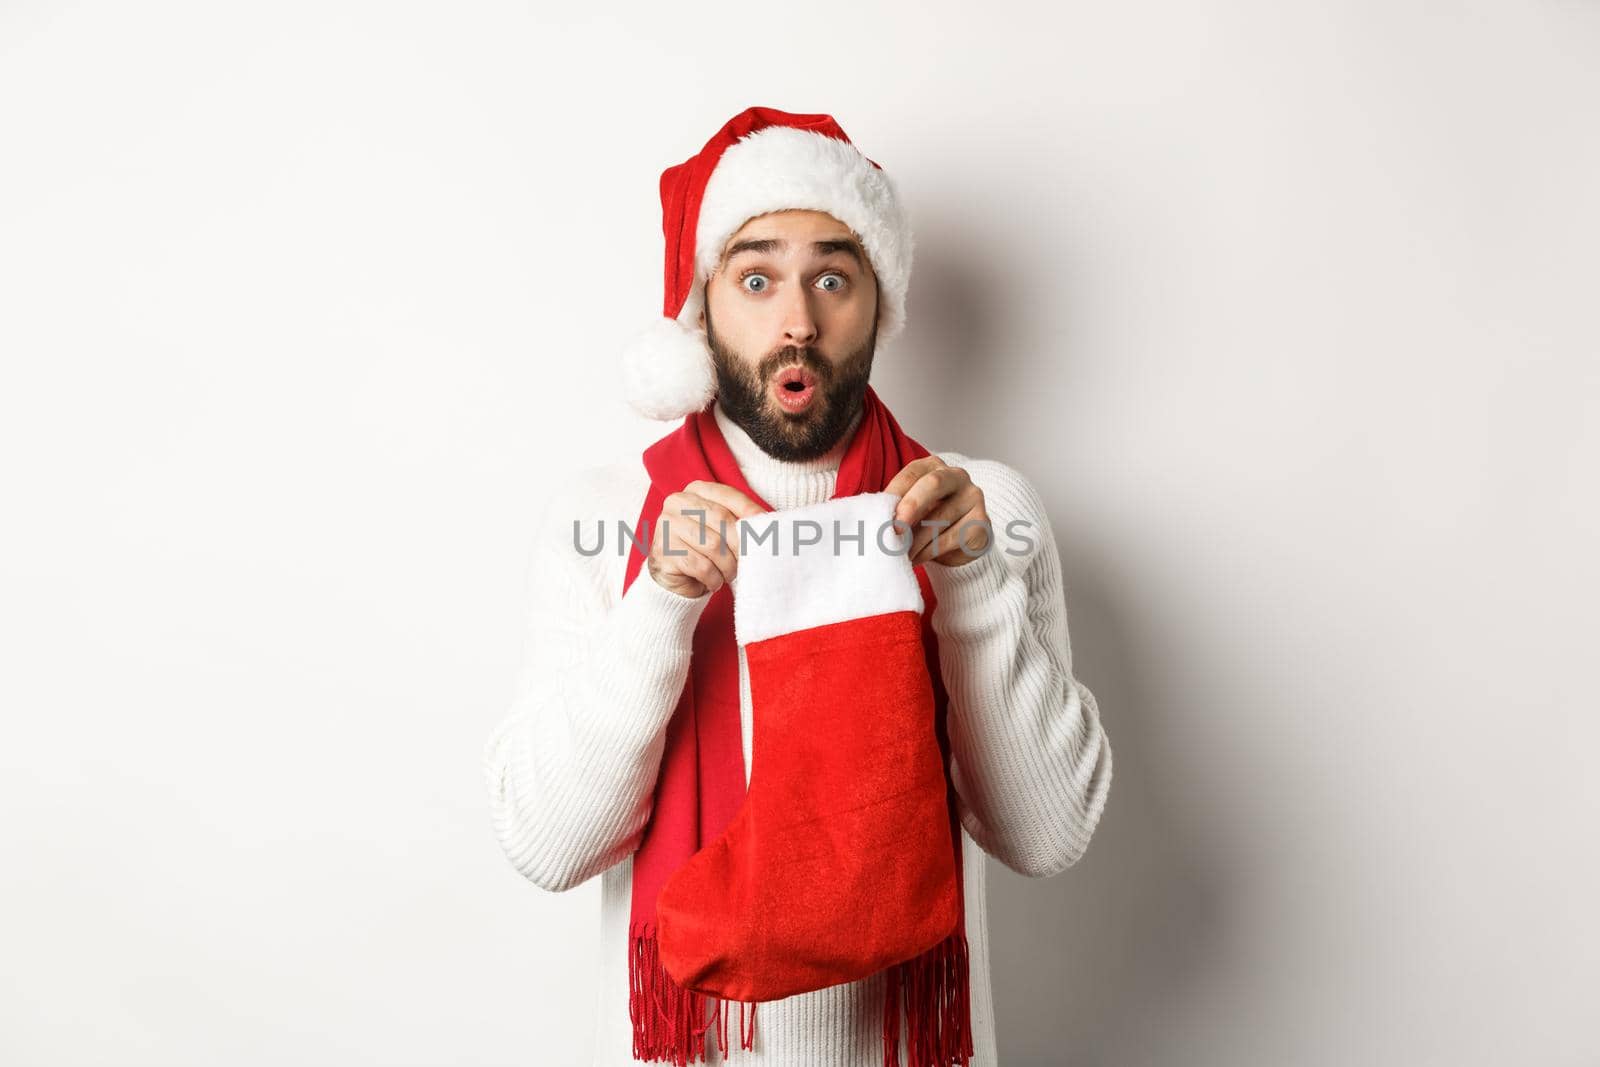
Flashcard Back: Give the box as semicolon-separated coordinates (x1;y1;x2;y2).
772;364;818;413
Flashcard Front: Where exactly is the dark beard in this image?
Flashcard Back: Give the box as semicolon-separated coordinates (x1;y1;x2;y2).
705;303;877;463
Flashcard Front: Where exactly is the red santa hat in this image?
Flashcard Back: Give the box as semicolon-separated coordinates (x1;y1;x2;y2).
620;106;914;421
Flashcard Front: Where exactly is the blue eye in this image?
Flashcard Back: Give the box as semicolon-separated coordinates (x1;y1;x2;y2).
817;273;846;292
741;274;769;293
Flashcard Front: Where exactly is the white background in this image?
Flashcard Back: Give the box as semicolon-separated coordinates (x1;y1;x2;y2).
2;2;1596;1064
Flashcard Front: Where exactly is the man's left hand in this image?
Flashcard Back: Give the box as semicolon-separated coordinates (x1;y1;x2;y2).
885;457;991;568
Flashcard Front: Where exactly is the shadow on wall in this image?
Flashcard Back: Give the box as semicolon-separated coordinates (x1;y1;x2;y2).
868;218;1009;437
985;558;1231;1067
899;217;1239;1066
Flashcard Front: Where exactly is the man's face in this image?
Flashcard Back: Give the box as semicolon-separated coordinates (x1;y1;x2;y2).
699;209;880;462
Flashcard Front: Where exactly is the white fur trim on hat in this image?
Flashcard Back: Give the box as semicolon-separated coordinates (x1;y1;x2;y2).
696;126;913;345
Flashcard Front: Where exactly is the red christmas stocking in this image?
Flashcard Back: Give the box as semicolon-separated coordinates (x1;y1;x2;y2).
654;491;962;1004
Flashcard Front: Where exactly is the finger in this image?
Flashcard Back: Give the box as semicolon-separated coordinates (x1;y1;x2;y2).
650;514;710;594
667;494;743;558
646;553;706;598
670;527;736;589
885;457;944;506
928;509;992;566
705;505;743;562
909;481;984;562
665;493;741;580
897;466;967;528
685;481;768;522
908;496;970;564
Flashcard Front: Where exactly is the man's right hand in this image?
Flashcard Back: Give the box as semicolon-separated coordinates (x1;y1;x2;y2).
647;480;767;599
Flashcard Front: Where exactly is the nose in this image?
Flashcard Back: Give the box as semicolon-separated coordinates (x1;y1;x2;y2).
780;285;818;348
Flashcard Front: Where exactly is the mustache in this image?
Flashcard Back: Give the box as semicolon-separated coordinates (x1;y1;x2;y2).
758;346;833;384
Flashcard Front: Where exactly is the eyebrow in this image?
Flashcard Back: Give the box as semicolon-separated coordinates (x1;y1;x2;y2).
722;237;864;269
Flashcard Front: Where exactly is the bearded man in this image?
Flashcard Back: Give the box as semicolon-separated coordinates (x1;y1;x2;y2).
484;107;1113;1067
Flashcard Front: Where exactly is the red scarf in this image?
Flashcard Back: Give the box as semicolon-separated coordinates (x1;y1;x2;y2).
620;385;973;1067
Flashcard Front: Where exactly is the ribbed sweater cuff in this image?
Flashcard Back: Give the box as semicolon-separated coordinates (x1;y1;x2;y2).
618;566;712;654
924;546;1014;634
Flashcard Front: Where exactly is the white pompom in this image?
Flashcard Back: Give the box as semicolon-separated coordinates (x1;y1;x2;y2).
620;316;717;421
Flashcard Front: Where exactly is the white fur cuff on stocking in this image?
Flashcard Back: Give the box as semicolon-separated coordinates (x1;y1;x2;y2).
731;491;924;647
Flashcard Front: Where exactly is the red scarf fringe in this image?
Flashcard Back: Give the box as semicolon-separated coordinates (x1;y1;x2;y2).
883;929;975;1067
629;923;972;1066
629;922;757;1065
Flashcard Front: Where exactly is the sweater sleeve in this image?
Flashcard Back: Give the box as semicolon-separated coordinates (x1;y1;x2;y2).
481;468;712;892
923;453;1114;878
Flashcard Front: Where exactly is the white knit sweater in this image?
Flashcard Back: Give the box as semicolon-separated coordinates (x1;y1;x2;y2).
482;401;1114;1066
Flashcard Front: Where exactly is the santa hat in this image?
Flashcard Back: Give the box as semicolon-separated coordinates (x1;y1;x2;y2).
620;106;914;421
